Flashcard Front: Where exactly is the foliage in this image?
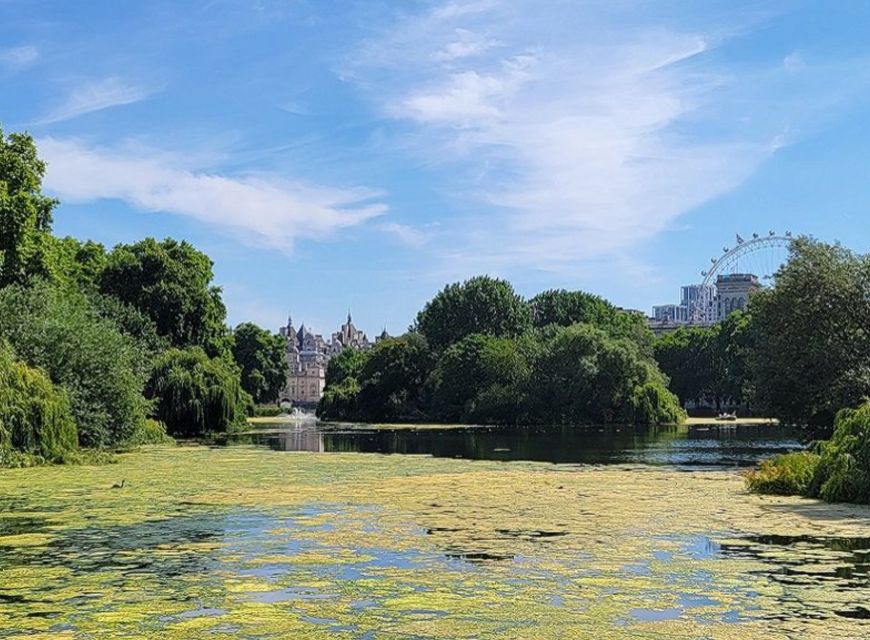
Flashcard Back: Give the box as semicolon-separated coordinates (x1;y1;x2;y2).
325;347;369;387
232;322;288;404
808;402;870;503
252;404;285;417
0;127;57;287
749;401;870;504
146;347;249;438
528;324;684;425
0;341;77;466
654;312;752;411
0;281;149;448
354;333;435;422
746;452;820;496
126;418;174;447
99;237;232;356
431;333;529;423
415;276;532;353
749;238;870;426
530;289;655;354
318;377;361;421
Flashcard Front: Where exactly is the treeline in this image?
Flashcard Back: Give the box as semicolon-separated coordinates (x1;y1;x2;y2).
653;237;870;428
318;277;686;426
0;127;288;466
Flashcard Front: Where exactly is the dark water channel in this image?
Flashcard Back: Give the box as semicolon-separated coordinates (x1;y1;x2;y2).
224;421;827;469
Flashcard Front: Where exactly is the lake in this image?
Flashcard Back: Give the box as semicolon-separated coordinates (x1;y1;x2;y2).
1;421;869;639
225;420;827;468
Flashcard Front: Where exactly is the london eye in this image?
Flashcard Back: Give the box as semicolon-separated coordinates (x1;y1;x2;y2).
691;231;794;323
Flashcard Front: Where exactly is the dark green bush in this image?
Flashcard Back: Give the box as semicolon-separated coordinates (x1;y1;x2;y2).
0;342;77;466
0;281;148;447
147;347;249;438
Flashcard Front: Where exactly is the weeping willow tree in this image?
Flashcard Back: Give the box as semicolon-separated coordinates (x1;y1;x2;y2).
146;347;249;437
0;342;77;466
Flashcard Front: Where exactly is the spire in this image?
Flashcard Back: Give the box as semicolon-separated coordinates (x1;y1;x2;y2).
347;309;352;325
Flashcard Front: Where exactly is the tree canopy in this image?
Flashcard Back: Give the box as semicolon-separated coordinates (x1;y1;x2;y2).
0;128;57;287
99;238;231;356
0;281;149;448
415;276;532;352
749;238;870;426
0;341;77;466
232;322;288;404
146;347;250;438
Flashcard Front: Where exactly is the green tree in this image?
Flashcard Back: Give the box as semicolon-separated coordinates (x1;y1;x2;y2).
146;347;249;438
325;347;369;387
530;289;654;354
0;127;58;287
415;276;532;352
0;341;77;466
99;238;231;356
432;333;529;422
750;238;870;425
0;281;148;447
232;322;288;404
530;324;683;425
653;326;711;406
356;333;435;421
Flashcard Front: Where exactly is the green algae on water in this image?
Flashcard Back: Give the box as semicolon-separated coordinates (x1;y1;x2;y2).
2;446;870;638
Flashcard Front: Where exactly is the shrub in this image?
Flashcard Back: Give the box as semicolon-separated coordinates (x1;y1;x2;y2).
127;418;174;446
746;452;821;496
0;281;148;447
809;403;870;503
146;347;249;438
0;342;77;466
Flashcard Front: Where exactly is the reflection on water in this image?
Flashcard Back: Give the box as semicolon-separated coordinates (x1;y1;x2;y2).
225;422;827;468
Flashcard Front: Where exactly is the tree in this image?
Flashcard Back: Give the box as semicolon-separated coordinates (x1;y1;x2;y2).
0;127;58;287
0;341;77;466
415;276;532;352
232;322;288;404
325;347;368;387
749;238;870;425
530;289;654;354
0;281;148;447
99;238;231;356
529;324;684;425
432;333;529;422
146;347;250;438
653;327;711;406
356;333;435;421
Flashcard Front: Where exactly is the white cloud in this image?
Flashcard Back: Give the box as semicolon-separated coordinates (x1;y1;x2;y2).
0;45;39;72
431;28;500;62
377;222;428;247
345;1;782;271
38;137;387;250
37;77;155;124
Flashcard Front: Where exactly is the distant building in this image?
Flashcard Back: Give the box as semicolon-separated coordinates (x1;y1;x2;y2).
652;304;687;323
715;274;760;321
279;313;372;406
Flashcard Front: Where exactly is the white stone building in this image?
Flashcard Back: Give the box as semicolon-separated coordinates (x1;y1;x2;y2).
279;313;372;406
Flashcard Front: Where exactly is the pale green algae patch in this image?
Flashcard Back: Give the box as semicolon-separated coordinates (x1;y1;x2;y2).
1;447;870;638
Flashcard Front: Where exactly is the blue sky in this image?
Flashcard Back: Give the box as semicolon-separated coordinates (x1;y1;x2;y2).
2;1;869;336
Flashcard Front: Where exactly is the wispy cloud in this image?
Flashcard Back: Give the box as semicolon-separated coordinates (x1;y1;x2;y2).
37;77;155;124
344;0;786;272
377;222;429;247
0;45;39;72
38;137;387;250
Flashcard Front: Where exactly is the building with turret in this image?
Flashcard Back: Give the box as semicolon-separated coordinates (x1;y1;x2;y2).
279;313;372;406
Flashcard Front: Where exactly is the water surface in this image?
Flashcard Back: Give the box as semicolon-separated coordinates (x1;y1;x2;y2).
225;421;826;469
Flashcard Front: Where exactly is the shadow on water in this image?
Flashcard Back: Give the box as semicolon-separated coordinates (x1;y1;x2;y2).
223;422;827;469
719;533;870;620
